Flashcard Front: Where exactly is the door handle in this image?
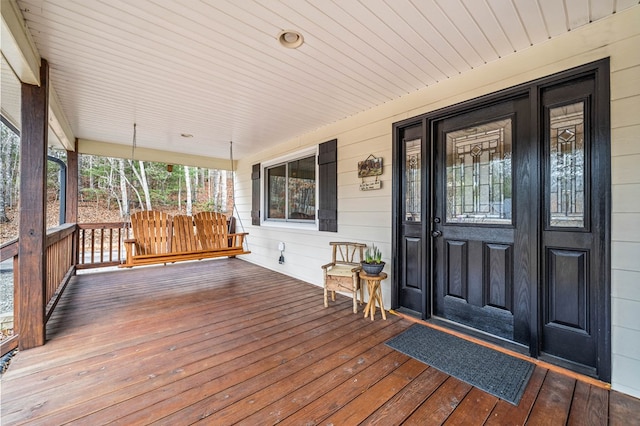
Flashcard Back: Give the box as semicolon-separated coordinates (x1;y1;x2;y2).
431;230;442;238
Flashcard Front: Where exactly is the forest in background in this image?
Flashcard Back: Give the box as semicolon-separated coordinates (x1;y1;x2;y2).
0;120;234;244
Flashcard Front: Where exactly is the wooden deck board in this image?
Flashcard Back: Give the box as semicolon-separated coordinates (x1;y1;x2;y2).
609;391;640;426
322;358;429;425
443;387;499;425
403;376;473;425
1;259;639;425
362;365;449;425
484;365;547;425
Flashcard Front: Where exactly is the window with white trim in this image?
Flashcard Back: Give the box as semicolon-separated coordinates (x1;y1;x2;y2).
266;154;316;222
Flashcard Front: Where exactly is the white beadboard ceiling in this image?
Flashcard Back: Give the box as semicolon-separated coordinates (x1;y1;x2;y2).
8;0;639;162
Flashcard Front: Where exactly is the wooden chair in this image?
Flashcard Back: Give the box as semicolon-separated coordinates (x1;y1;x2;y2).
321;242;366;313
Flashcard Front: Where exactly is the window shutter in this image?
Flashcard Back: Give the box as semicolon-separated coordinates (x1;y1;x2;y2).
251;163;260;226
318;139;337;232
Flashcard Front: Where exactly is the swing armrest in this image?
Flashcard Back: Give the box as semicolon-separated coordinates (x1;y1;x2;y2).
123;238;137;265
228;232;248;249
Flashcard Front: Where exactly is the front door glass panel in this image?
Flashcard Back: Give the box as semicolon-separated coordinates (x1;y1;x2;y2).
405;138;421;222
446;118;513;225
548;102;585;228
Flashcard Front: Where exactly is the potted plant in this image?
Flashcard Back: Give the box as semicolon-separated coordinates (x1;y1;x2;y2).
361;245;385;276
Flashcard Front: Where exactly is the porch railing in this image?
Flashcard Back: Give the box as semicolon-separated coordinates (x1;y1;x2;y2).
76;222;130;269
44;224;77;322
1;221;132;357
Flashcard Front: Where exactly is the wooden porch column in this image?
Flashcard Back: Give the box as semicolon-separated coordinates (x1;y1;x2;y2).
66;140;79;224
17;59;49;349
66;141;79;269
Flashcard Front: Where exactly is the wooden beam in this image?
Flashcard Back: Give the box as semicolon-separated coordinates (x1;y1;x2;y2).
0;0;40;85
17;58;49;349
77;138;236;171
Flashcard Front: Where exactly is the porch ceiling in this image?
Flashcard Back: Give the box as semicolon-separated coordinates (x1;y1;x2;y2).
6;0;639;164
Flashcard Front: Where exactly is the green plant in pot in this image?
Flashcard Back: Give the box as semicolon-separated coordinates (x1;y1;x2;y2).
361;245;385;276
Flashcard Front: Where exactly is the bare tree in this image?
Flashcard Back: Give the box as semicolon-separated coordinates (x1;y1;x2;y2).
118;158;129;217
0;122;20;223
184;165;192;216
89;156;94;189
128;160;151;210
139;160;151;210
114;158;143;217
208;169;213;201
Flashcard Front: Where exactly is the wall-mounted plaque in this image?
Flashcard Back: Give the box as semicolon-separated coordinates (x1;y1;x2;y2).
358;155;383;178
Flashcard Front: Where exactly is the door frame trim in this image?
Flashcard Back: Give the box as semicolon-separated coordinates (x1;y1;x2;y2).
392;58;611;381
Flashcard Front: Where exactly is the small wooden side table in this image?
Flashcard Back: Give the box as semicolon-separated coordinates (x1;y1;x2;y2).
359;271;387;321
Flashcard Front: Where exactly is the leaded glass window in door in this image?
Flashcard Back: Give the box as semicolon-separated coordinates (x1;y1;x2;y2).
446;118;513;224
405;138;421;222
548;102;585;228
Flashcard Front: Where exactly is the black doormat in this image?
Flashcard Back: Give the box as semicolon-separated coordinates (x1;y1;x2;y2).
385;324;534;405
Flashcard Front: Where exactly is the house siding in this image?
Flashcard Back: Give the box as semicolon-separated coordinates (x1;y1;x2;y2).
236;6;640;398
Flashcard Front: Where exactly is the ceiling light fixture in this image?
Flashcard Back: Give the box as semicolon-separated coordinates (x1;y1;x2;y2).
180;133;193;138
278;30;304;49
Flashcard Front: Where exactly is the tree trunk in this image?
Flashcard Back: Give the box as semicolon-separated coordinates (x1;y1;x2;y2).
194;166;199;202
10;140;20;207
89;156;94;194
208;169;213;201
216;171;223;212
0;122;19;221
185;165;192;216
178;171;182;211
118;158;129;217
129;160;152;210
0;127;9;222
140;161;152;210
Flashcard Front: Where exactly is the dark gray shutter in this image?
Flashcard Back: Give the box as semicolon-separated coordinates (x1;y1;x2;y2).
318;139;337;232
251;163;260;226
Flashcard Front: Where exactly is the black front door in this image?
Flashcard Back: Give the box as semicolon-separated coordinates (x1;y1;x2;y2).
432;96;532;345
394;60;610;380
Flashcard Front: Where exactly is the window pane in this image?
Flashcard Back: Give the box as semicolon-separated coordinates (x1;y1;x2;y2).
287;156;316;220
446;118;512;224
267;164;286;219
549;102;585;228
405;138;421;222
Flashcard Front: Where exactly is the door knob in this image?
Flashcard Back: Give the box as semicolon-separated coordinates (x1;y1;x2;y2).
431;230;442;238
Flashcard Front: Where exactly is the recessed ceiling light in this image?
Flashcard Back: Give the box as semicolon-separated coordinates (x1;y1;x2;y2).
180;133;194;138
278;30;304;49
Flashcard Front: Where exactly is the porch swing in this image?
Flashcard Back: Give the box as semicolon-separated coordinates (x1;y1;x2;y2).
119;137;250;268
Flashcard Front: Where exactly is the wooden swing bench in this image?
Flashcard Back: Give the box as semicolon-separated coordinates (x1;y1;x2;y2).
120;210;249;268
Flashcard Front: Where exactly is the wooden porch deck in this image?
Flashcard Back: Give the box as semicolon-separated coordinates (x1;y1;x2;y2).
1;259;638;425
